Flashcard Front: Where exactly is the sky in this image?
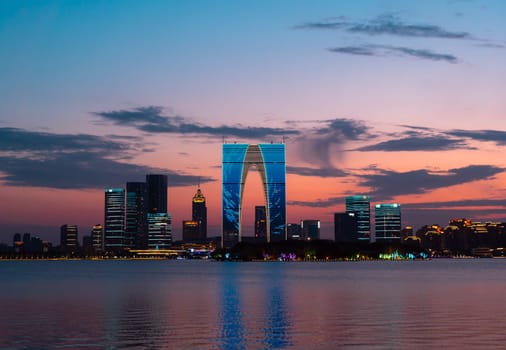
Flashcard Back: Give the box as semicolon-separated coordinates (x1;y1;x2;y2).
1;0;506;244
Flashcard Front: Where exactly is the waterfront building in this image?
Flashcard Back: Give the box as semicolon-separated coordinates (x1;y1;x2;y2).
146;174;168;214
375;203;401;241
345;195;371;241
147;213;172;249
301;219;320;240
91;224;103;253
104;188;125;252
182;220;200;242
222;143;286;248
334;212;358;242
126;182;147;249
287;223;302;240
60;224;78;253
192;185;207;240
255;205;267;241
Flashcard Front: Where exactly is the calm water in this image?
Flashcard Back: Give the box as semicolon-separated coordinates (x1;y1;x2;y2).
2;259;506;349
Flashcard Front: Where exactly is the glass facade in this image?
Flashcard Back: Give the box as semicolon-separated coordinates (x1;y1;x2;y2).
104;188;125;251
345;195;371;241
375;203;401;241
147;213;172;249
222;143;286;248
126;182;146;249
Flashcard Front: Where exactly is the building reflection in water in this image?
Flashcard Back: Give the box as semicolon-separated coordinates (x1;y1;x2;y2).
263;272;291;348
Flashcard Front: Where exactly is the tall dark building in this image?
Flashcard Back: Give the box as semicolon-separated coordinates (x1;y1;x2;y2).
182;220;200;242
104;188;125;252
375;203;401;242
287;223;302;240
146;174;168;214
192;185;207;240
301;220;320;240
346;195;371;242
334;212;358;242
255;205;267;241
126;182;147;249
60;224;78;253
91;224;103;253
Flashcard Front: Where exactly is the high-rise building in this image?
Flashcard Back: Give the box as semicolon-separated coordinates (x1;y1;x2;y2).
126;182;147;249
91;224;103;253
222;143;286;248
146;174;167;214
375;203;401;242
287;223;302;240
334;212;358;242
104;188;125;252
346;195;371;241
60;224;78;253
147;213;172;249
192;185;207;240
182;220;200;242
301;220;320;240
255;205;267;241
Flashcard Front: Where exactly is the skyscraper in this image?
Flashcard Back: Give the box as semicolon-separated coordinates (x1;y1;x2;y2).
104;188;125;252
192;185;207;240
126;182;147;249
255;205;267;241
60;224;78;253
147;213;172;249
182;220;200;242
91;224;103;253
345;195;371;241
334;212;358;242
222;143;286;248
375;203;401;242
146;174;168;214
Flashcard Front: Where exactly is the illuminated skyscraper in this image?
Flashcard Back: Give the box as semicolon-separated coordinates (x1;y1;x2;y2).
104;188;125;251
192;185;207;240
182;220;200;242
126;182;147;249
147;213;172;249
91;224;103;253
375;203;401;241
345;195;371;241
146;174;167;214
222;143;286;248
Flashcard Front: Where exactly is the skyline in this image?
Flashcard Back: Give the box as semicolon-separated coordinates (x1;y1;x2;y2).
1;0;506;243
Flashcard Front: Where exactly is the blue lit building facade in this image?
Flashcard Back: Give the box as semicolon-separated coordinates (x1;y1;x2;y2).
104;188;125;251
375;203;401;242
345;195;371;242
222;143;286;248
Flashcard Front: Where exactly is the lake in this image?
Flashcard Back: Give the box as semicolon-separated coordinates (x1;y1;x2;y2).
2;259;506;349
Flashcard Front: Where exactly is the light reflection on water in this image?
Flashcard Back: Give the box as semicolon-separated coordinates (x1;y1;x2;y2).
2;259;506;349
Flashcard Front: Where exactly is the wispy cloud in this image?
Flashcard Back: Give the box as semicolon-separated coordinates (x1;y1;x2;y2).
298;14;471;39
0;127;213;189
287;166;347;178
359;165;504;200
329;45;458;63
448;129;506;146
356;136;469;152
94;106;299;140
289;196;344;208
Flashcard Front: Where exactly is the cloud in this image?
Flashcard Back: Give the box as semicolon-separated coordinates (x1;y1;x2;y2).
0;127;213;189
289;196;344;208
360;165;504;200
298;14;471;39
329;45;458;63
287;166;347;178
356;136;469;152
296;118;372;168
94;106;299;140
448;129;506;146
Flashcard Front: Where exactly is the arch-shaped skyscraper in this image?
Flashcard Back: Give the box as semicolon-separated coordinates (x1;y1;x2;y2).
222;143;286;248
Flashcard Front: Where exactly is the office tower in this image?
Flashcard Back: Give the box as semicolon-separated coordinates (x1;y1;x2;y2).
334;212;358;242
192;185;207;240
375;203;401;241
301;220;320;240
60;224;78;253
126;182;147;249
183;220;200;242
222;143;286;248
104;188;125;252
147;213;172;249
287;223;302;240
346;195;371;241
146;174;168;214
255;205;267;241
91;224;103;253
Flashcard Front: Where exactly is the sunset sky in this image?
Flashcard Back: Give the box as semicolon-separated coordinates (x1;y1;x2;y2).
1;0;506;243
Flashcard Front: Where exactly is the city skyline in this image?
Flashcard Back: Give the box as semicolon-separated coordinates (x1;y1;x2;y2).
1;0;506;243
